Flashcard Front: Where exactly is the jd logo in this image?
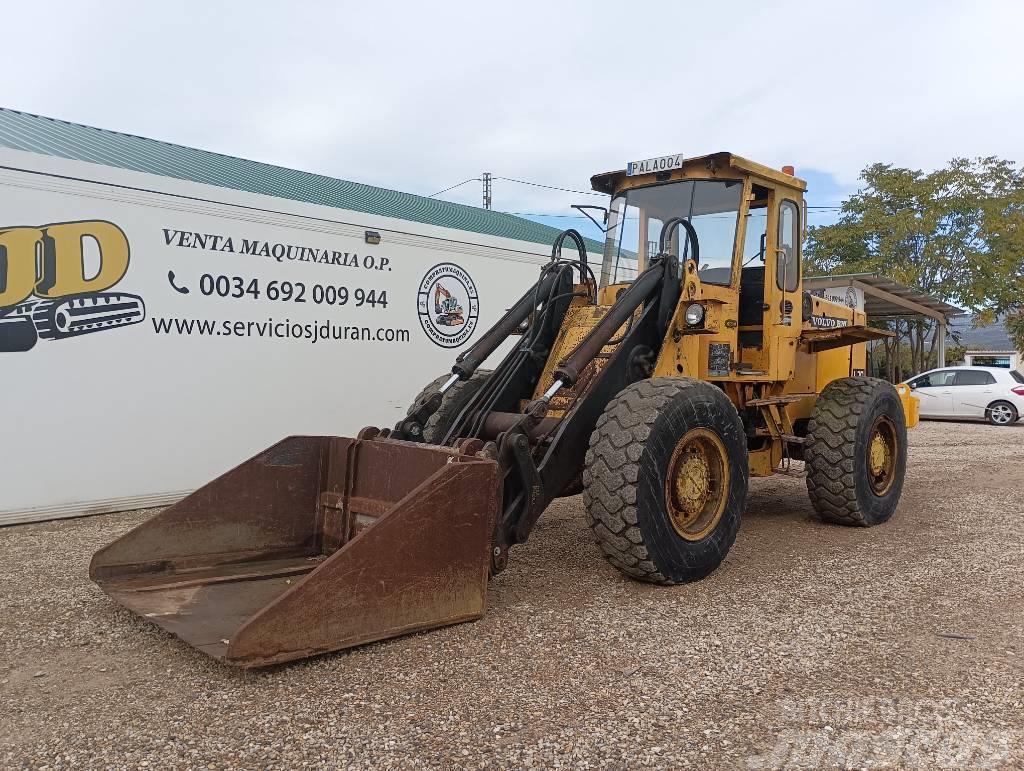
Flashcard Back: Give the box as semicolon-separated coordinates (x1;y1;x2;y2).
0;220;145;353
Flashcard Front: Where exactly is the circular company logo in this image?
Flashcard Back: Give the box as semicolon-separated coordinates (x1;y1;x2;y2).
417;263;480;348
844;287;858;309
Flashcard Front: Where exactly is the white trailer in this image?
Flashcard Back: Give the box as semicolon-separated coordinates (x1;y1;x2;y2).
0;128;601;525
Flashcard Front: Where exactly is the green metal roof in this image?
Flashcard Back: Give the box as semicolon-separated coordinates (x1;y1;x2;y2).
0;108;605;253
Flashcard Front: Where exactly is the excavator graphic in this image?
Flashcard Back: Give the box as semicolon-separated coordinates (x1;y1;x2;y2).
434;282;465;327
0;293;145;353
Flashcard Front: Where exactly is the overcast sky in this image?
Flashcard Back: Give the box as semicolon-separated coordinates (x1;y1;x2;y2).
3;1;1022;237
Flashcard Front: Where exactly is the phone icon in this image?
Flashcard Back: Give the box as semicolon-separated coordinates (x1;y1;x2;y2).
168;270;190;294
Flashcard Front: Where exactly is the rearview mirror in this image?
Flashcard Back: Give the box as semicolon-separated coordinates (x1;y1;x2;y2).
571;205;609;233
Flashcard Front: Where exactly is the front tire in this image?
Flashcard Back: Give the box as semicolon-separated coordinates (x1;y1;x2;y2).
805;377;907;527
583;378;748;585
986;400;1018;426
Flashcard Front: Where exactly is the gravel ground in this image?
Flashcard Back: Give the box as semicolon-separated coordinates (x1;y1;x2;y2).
1;420;1022;769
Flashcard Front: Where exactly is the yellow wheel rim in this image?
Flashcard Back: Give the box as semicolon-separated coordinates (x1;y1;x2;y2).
867;415;898;496
665;428;730;541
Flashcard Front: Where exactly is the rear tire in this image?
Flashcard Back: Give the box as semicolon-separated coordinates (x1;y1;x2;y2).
805;377;907;527
583;378;748;585
406;370;491;444
986;400;1018;426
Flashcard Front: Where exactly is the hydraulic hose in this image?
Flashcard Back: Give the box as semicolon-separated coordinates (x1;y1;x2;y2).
550;228;594;292
551;257;667;388
451;263;563;381
658;217;700;263
453;228;597;382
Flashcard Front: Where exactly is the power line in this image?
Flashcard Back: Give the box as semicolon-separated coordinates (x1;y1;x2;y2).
431;172;847;211
427;178;480;198
495;176;605;197
501;211;589;218
504;210;841;221
498;176;845;206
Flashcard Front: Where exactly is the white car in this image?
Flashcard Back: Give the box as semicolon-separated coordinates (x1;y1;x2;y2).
904;366;1024;425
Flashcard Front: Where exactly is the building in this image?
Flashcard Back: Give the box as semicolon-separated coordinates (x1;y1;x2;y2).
964;350;1022;370
0;108;602;525
0;108;600;252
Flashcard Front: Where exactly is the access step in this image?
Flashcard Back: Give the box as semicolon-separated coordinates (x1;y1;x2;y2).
747;394;810;407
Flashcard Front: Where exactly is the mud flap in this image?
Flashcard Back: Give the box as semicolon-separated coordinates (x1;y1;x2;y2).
90;436;500;667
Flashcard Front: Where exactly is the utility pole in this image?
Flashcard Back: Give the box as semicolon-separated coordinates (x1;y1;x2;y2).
482;172;492;210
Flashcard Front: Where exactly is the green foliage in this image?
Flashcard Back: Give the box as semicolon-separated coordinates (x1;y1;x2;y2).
806;157;1024;311
1006;311;1024;353
945;343;967;366
806;157;1024;372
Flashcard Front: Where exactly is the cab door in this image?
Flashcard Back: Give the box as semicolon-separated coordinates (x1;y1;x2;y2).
764;196;802;380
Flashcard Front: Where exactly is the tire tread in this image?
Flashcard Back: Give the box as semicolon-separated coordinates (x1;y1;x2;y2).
584;378;745;584
805;377;902;526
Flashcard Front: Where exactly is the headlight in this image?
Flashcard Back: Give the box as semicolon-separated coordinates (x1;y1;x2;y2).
684;303;705;327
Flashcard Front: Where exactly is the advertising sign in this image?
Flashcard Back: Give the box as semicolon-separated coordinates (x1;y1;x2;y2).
0;151;598;524
819;285;865;312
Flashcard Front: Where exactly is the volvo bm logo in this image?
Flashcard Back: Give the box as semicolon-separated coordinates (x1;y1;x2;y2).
417;262;479;348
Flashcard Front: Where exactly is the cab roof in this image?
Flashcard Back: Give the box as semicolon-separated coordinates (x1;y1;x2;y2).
590;152;807;195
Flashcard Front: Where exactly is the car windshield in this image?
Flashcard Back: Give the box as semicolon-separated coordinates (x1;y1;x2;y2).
601;179;744;285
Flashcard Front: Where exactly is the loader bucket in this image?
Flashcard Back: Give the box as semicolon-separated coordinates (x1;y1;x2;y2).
90;435;500;667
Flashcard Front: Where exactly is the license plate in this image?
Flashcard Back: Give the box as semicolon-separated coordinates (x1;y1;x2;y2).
626;154;684;176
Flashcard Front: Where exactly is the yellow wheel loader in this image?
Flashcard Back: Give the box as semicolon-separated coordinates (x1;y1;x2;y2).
91;153;917;667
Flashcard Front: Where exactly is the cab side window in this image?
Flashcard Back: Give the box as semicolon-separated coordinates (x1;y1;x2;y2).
777;200;799;292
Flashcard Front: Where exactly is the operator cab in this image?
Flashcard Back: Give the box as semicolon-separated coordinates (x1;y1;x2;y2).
591;152;806;373
598;176;744;287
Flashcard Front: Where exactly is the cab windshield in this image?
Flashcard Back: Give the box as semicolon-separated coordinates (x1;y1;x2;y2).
601;179;744;286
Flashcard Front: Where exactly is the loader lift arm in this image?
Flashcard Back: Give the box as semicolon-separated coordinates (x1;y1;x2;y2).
89;224;702;669
396;230;683;573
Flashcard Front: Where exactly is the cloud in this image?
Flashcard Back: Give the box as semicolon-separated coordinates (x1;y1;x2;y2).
3;0;1021;224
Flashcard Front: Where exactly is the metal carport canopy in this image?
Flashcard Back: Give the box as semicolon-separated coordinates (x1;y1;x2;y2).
804;273;965;368
804;273;963;321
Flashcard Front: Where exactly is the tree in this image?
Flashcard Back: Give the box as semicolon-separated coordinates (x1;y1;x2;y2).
805;157;1024;373
1007;312;1024;353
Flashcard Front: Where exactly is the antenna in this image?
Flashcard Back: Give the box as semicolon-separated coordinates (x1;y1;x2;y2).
482;172;492;210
